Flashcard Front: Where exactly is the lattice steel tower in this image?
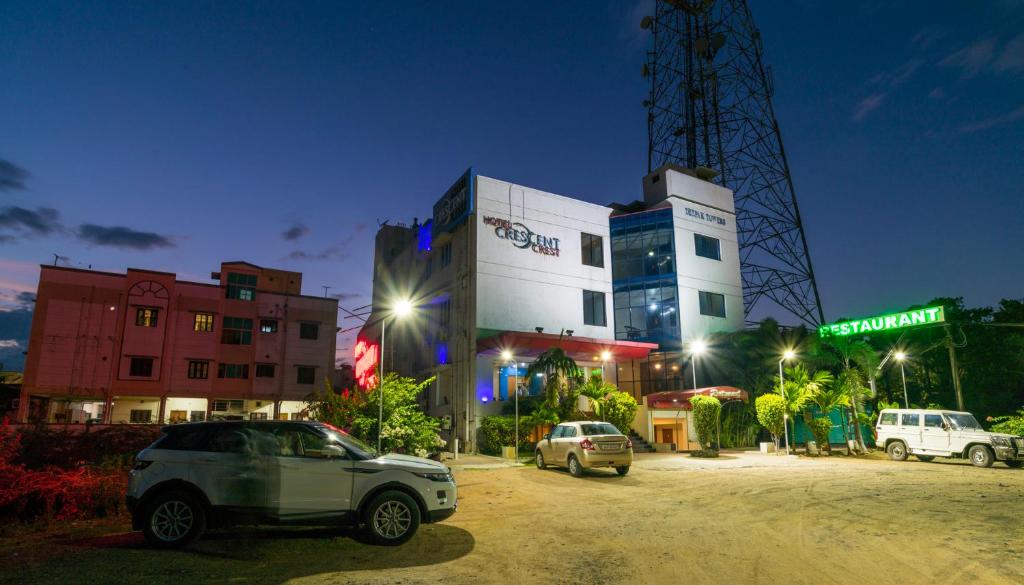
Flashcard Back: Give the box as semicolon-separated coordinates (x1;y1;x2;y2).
642;0;825;327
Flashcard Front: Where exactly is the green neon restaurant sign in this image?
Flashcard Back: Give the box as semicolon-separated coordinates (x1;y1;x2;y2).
818;306;945;338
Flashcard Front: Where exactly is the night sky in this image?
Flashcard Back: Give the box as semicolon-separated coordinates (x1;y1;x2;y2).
2;1;1023;369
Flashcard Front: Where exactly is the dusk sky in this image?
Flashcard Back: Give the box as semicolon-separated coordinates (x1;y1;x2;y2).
2;1;1023;368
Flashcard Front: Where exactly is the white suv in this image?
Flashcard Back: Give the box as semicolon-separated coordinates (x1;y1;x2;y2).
127;421;457;547
876;408;1024;468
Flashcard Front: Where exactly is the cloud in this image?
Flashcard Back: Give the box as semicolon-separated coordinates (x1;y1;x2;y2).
0;339;19;349
958;104;1024;133
281;223;309;241
330;291;362;301
0;302;32;371
994;32;1024;73
853;93;886;121
77;224;175;250
0;160;29;192
354;222;368;233
939;37;997;78
0;206;61;236
911;27;946;50
0;235;14;244
286;247;349;261
928;87;946;100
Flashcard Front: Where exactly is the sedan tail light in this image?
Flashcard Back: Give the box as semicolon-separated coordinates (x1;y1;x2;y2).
579;438;596;451
626;438;633;449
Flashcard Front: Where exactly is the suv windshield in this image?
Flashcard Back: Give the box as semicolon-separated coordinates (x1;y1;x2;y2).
318;424;379;459
946;413;982;430
580;423;622;436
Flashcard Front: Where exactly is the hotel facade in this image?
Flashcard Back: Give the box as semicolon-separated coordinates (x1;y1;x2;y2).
359;164;744;453
18;261;337;424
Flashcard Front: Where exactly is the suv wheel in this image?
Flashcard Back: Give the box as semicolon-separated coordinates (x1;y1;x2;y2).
568;454;583;477
886;441;908;461
535;451;546;469
1005;460;1023;469
142;490;206;549
915;455;935;462
968;445;994;468
364;490;421;545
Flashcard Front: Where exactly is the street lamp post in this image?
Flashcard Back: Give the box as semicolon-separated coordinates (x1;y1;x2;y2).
779;350;796;455
689;340;707;390
378;299;413;452
895;351;909;408
501;350;518;463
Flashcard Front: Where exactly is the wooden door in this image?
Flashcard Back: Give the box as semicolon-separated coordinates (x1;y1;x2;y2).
661;428;674;444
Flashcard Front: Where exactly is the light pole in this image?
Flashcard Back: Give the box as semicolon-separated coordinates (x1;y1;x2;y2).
378;298;413;452
501;350;518;463
779;350;795;455
689;339;707;390
600;350;611;381
895;351;909;408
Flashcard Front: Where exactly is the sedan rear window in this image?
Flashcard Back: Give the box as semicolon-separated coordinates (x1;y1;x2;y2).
580;423;621;436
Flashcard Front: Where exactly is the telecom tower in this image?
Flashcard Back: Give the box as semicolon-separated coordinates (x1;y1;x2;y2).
642;0;824;327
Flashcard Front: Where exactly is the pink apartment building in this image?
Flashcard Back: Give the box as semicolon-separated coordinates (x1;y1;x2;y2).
18;261;337;424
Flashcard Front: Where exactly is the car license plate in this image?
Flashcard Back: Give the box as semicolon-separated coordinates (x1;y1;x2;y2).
600;444;619;451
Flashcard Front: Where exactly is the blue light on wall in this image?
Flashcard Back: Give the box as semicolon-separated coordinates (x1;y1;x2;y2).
436;342;448;365
417;220;433;252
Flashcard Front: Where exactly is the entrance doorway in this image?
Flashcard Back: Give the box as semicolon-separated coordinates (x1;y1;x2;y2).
661;428;674;444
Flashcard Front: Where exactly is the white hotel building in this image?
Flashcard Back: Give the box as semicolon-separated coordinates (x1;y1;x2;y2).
358;164;743;452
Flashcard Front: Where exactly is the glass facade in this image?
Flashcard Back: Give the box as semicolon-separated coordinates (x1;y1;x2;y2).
610;208;681;349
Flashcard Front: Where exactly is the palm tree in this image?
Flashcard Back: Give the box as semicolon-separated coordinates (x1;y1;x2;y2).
778;364;833;450
809;382;848;454
818;336;878;454
525;347;584;420
578;372;617;420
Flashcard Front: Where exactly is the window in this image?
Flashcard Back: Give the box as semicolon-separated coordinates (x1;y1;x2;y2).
208;427;250;453
879;413;898;426
550;425;567;439
698;291;727;318
583;290;606;327
158;427;210;450
129;357;154;377
135;308;158;327
439;299;452;328
694;234;721;261
424;257;433;280
193;313;214;332
249;412;268;421
924;414;945;428
581;233;604;267
440;242;452;268
580;423;621;436
226;272;257;301
169;410;188;424
901;413;920;427
562;426;577;438
299;322;319;340
260;319;278;334
255;364;276;378
221;317;253;345
187;360;209;379
211;399;244;412
272;426;338;458
129;409;152;423
297;366;316;385
189;411;206;422
217;363;249;379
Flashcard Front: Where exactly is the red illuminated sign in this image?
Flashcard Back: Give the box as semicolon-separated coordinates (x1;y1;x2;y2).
354;339;379;389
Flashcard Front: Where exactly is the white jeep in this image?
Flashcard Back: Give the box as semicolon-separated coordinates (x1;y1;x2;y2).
876;408;1024;468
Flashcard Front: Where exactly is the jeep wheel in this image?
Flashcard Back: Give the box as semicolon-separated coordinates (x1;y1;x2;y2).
968;445;994;468
915;455;935;462
535;451;546;469
1005;460;1023;469
886;441;908;462
568;454;583;477
142;490;206;549
364;490;421;546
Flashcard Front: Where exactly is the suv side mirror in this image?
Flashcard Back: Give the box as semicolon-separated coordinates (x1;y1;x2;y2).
942;423;951;431
320;444;348;459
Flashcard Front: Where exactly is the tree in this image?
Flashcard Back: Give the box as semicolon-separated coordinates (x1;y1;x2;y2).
809;380;850;454
305;374;445;457
578;372;639;434
690;395;722;453
755;394;787;453
526;347;584;421
779;364;833;450
818;336;877;454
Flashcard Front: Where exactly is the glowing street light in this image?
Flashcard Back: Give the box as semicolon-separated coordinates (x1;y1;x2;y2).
500;349;519;463
894;351;909;408
378;297;415;451
779;349;796;455
689;339;707;390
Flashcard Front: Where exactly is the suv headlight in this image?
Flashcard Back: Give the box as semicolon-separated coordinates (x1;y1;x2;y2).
991;436;1011;447
415;472;453;483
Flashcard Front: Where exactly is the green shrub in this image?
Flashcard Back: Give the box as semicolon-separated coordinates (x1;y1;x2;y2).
755;394;787;451
808;417;833;454
478;415;532;455
989;408;1024;436
690;395;722;451
597;392;639;435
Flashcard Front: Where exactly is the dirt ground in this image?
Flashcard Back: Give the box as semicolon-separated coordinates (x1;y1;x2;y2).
2;451;1022;585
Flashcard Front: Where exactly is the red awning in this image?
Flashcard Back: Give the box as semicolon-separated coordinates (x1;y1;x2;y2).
477;331;658;362
646;387;749;410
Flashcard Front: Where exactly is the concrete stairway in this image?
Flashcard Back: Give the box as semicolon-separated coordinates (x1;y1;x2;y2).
628;430;656;453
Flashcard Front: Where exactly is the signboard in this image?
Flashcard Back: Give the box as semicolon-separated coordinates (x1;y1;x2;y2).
354;339;380;388
818;306;945;338
482;216;561;257
432;167;474;236
684;206;727;227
